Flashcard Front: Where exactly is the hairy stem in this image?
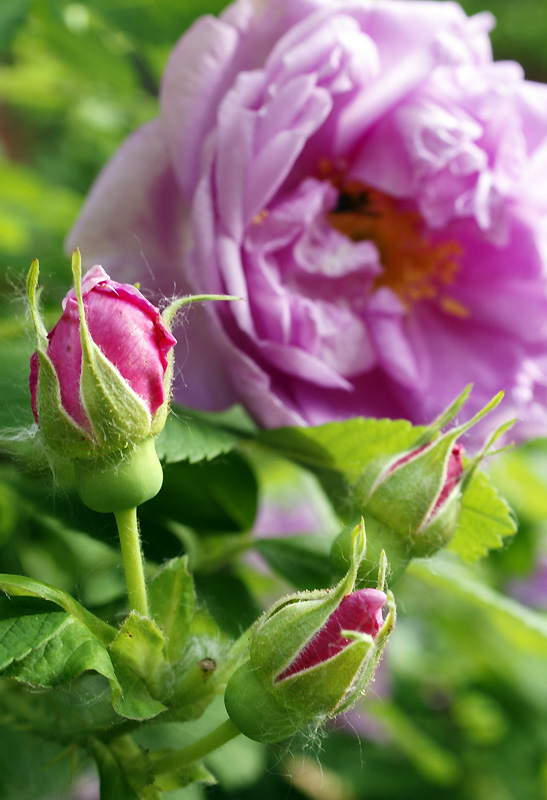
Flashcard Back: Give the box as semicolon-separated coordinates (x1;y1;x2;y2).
151;719;241;775
114;507;149;616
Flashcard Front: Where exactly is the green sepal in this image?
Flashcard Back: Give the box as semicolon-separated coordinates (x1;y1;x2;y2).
149;556;195;663
415;488;461;557
274;634;375;717
26;258;48;350
249;522;365;679
360;432;460;535
154;761;217;792
153;293;241;436
108;612;168;720
33;350;98;457
90;740;142;800
26;258;96;458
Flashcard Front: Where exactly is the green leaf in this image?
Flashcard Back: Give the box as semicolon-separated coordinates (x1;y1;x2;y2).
450;471;517;561
0;597;67;671
0;573;116;645
155;404;254;465
255;534;334;590
3;614;117;689
0;584;168;721
149;557;195;662
257;418;425;482
408;554;547;656
0;595;117;690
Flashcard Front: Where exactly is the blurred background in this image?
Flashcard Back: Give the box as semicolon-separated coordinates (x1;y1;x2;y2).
1;2;547;799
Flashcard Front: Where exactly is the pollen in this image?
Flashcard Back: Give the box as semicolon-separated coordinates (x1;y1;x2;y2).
327;180;468;317
252;209;269;225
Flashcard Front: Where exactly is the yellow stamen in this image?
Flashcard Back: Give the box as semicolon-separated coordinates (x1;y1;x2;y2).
440;296;470;318
252;209;269;225
327;181;468;318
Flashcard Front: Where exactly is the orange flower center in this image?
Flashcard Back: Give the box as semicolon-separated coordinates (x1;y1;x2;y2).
327;179;468;317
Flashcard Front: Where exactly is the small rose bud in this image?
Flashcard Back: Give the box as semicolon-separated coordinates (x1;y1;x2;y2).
365;438;465;558
332;390;507;584
224;522;395;742
27;251;176;512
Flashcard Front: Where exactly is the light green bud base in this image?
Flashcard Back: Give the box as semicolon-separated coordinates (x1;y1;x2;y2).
225;662;302;743
74;437;163;513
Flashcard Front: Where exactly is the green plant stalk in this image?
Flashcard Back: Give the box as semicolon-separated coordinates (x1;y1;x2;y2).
151;719;241;775
114;507;149;616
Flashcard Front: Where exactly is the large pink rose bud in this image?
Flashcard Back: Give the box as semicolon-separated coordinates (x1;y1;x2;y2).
225;522;396;743
27;251;176;512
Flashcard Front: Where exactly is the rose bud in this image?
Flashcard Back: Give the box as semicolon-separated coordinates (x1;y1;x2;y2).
27;251;176;513
333;389;508;583
224;521;396;743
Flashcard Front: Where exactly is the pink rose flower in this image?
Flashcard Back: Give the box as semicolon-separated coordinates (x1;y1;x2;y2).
68;0;547;434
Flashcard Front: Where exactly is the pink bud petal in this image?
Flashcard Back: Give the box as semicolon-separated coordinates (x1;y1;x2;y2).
433;443;463;511
277;588;386;681
29;351;39;424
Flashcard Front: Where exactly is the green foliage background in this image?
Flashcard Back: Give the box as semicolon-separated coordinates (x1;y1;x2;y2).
1;2;547;800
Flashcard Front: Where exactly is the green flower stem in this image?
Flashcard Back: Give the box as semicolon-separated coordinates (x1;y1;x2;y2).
151;719;241;775
114;507;149;616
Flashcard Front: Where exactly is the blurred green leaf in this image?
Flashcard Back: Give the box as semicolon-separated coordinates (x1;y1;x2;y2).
195;572;262;638
368;700;460;786
0;722;74;800
255;534;334;590
409;554;547;657
90;739;141;800
489;442;547;522
88;0;231;44
142;451;258;533
0;0;30;54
